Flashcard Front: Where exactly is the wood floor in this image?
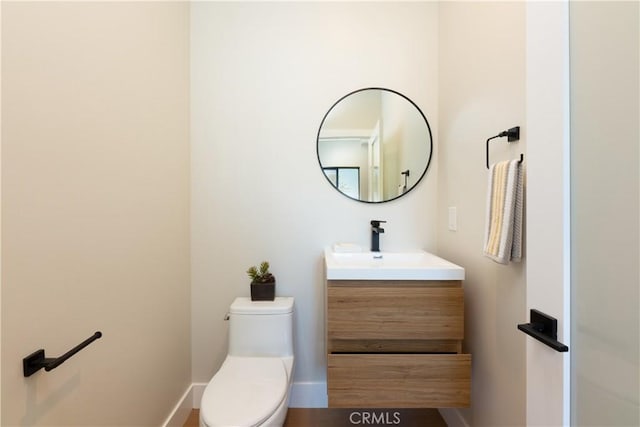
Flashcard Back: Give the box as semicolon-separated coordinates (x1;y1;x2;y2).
185;408;447;427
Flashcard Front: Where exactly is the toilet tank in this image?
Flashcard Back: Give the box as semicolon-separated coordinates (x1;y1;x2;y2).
228;297;294;357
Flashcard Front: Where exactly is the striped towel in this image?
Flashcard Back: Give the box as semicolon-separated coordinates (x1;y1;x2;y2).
483;159;524;264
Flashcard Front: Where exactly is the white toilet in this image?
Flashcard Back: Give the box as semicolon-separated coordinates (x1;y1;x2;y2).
200;297;295;427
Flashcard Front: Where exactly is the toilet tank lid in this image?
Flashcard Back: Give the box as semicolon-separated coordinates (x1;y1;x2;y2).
230;297;294;315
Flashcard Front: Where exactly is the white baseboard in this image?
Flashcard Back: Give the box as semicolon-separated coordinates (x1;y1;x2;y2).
438;408;470;427
162;385;194;427
191;383;207;409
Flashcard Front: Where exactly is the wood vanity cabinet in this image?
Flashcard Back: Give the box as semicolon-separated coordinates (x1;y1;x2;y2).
326;280;471;408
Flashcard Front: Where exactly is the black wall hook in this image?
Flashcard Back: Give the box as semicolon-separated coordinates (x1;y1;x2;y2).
486;126;524;169
23;331;103;377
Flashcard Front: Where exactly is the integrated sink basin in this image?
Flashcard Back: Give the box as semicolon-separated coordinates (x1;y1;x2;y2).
324;247;465;281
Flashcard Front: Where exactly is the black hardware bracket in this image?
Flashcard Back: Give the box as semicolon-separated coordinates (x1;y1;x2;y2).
401;170;410;190
23;331;103;377
486;126;524;169
518;310;568;352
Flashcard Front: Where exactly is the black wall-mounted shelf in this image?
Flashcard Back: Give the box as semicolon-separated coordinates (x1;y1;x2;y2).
517;309;568;352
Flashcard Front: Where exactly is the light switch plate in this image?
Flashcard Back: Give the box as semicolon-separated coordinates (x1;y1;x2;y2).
448;207;457;231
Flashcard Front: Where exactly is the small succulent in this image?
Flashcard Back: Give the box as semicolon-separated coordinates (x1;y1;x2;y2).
246;261;275;284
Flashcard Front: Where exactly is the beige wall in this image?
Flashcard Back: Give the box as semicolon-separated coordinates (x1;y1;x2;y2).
437;2;526;426
1;2;191;426
190;1;439;392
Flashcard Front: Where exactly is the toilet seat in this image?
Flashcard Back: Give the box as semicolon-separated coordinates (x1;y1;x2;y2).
200;356;288;427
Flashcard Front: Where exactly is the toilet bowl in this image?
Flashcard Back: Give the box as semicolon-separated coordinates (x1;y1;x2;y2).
200;297;295;427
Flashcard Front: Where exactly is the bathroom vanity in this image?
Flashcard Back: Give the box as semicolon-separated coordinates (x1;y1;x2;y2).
324;249;471;408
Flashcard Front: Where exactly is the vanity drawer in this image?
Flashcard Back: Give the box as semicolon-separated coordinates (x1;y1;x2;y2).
327;353;471;408
327;284;463;341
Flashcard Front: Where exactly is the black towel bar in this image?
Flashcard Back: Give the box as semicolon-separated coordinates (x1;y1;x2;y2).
486;126;524;169
23;331;103;377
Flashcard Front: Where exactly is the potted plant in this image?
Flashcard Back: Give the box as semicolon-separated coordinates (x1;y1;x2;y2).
246;261;276;301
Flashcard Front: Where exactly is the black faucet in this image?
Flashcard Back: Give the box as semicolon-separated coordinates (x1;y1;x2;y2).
370;220;386;252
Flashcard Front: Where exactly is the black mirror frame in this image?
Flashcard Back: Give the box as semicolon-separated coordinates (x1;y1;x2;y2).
316;87;433;203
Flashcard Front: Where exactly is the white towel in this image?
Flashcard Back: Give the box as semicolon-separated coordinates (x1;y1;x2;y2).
483;159;524;264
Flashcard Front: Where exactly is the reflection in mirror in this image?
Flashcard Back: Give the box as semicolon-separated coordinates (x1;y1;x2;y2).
317;88;433;203
322;167;360;199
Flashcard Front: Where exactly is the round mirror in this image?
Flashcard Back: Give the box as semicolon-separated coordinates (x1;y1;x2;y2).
316;88;433;203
